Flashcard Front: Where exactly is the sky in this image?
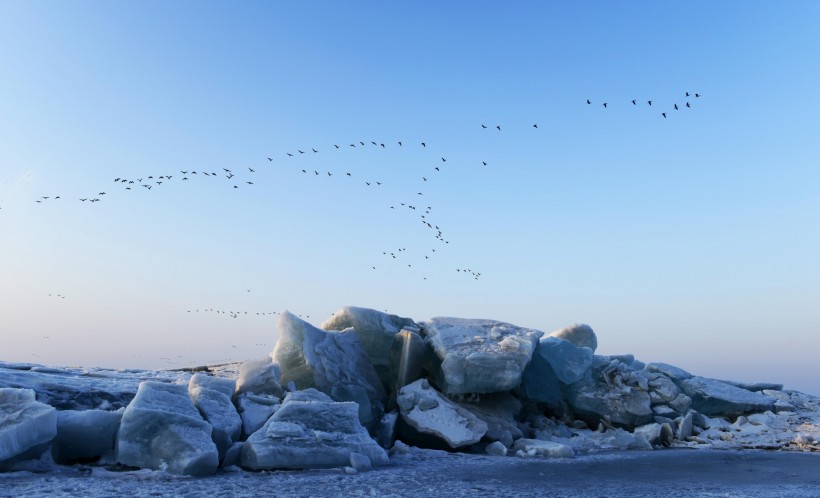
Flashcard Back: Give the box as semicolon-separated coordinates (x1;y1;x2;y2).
1;2;818;394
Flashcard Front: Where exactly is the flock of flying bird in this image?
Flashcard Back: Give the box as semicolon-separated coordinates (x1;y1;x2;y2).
22;93;703;322
587;91;702;118
30;134;485;285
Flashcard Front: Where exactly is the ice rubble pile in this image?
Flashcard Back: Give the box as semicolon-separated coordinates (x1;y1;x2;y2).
1;306;819;476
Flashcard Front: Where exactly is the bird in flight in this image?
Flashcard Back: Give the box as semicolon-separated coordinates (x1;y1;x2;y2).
481;124;487;128
249;168;255;172
661;112;667;118
631;100;637;105
603;103;608;108
674;104;679;110
586;99;591;104
421;142;426;147
647;100;653;106
496;125;501;130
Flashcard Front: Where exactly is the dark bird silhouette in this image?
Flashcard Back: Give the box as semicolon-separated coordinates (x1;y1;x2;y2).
371;141;377;146
533;124;538;128
346;172;351;176
267;157;273;161
99;192;106;195
496;125;501;130
366;182;371;186
482;161;487;166
603;103;608;108
674;104;679;110
686;102;691;108
662;112;667;118
360;141;365;146
421;142;426;147
686;92;690;97
80;198;87;202
695;93;701;97
377;182;382;185
246;181;253;185
398;141;402;146
249;168;255;172
234;185;238;189
647;100;653;106
350;144;356;147
334;144;340;148
183;177;188;180
327;172;332;176
435;167;440;171
313;148;318;153
586;99;591;104
314;171;319;175
302;169;307;173
441;157;446;162
481;124;487;128
632;100;637;105
298;150;305;154
423;177;427;181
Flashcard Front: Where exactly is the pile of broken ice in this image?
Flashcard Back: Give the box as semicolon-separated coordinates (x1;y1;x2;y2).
2;306;819;475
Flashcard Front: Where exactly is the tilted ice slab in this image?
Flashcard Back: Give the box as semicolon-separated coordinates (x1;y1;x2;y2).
679;376;775;417
234;357;283;398
115;381;218;476
321;306;419;390
52;409;122;464
534;336;594;385
188;374;242;461
397;379;487;448
0;388;57;464
273;311;386;429
421;317;542;394
241;389;388;470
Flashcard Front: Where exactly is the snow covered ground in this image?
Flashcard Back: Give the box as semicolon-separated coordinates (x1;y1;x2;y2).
1;447;819;498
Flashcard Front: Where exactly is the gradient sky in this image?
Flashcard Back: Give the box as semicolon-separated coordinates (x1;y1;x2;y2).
1;2;818;394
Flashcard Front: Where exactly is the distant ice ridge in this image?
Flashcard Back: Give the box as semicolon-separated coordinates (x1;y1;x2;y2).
1;306;819;476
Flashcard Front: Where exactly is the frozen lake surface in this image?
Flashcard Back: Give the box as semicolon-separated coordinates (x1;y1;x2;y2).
2;448;819;498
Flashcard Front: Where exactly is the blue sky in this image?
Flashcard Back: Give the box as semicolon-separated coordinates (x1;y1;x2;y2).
1;2;818;394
